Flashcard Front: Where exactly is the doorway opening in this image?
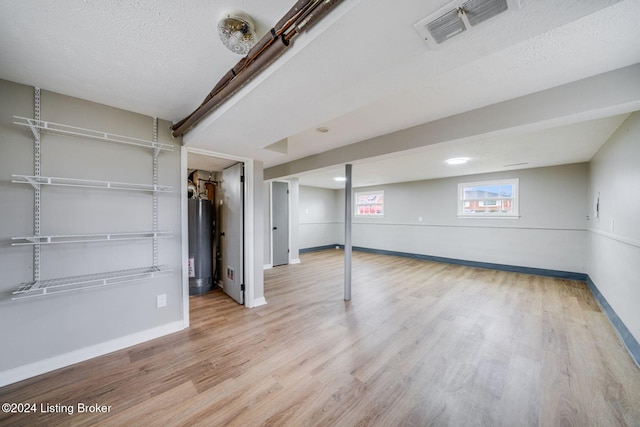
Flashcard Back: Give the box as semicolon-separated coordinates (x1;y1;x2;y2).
185;149;246;309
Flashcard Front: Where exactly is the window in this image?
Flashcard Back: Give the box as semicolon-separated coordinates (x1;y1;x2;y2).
355;191;384;217
458;179;519;217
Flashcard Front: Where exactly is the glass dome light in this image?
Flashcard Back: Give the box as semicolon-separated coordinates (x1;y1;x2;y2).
217;12;257;55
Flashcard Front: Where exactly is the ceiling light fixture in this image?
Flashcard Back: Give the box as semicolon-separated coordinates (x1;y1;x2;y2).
316;127;329;133
334;177;347;182
217;11;258;55
445;157;470;165
173;1;342;136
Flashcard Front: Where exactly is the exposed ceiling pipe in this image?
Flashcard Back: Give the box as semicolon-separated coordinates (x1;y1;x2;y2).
172;0;343;137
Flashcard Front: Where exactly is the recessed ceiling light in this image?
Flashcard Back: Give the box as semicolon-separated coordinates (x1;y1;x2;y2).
316;127;329;133
334;177;347;182
445;157;469;165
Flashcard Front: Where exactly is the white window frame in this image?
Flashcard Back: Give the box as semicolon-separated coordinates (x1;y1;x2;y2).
354;190;384;217
457;178;519;218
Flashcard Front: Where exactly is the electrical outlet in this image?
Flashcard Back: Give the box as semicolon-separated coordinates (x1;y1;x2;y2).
418;216;423;222
157;294;167;308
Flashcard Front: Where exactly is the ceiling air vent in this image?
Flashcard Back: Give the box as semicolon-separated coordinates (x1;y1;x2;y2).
415;0;521;49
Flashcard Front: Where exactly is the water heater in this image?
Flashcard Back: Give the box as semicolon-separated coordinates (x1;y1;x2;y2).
188;199;214;295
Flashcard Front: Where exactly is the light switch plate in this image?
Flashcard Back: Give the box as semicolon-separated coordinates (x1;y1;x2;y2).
157;294;167;308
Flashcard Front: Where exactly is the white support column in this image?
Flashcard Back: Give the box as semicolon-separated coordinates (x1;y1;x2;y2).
344;164;352;301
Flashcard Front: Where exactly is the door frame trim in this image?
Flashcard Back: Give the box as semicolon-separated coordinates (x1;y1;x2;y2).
182;147;257;313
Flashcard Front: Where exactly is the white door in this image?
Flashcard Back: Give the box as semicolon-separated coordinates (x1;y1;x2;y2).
272;182;289;266
221;162;244;304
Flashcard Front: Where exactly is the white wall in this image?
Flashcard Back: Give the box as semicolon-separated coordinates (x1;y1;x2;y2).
353;164;588;272
588;111;640;345
263;181;271;267
248;160;265;306
289;179;300;262
299;185;342;250
327;164;588;272
0;80;184;384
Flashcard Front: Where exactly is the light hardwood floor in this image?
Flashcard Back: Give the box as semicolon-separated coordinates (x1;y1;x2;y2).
1;249;640;426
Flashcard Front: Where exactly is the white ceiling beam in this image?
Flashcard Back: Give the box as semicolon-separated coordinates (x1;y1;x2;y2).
265;63;640;180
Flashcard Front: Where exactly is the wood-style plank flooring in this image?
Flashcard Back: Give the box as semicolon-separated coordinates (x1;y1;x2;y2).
1;249;640;426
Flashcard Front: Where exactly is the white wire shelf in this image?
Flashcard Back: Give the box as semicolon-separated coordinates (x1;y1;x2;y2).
12;265;172;300
12;231;173;246
12;174;173;193
14;116;174;152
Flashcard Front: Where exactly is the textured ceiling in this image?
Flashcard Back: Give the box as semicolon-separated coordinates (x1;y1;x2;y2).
1;0;639;186
0;0;295;121
184;0;639;165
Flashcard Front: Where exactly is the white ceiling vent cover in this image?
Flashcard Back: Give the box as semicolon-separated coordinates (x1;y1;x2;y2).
415;0;521;49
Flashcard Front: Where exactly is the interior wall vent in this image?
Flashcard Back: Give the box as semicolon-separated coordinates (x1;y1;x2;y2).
414;0;521;49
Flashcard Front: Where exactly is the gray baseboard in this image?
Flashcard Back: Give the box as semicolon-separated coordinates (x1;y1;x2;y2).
299;244;341;254
585;276;640;368
351;246;588;281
